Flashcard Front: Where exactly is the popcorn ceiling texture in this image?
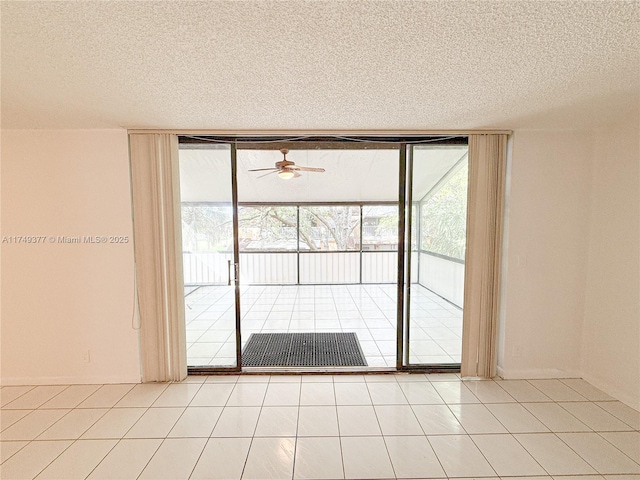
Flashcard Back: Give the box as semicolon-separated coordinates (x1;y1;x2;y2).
1;0;638;130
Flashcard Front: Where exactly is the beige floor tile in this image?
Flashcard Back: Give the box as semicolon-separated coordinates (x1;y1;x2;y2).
558;432;640;474
36;439;117;479
515;433;597;475
341;436;395;479
560;402;634;431
294;437;344;479
367;382;408;405
38;408;108;439
0;410;31;432
486;403;550;433
411;404;465;434
190;437;251;480
204;374;239;383
0;386;36;408
263;383;301;406
0;441;28;464
522;402;591;432
560;379;615;401
300;382;335;405
211;406;261;437
190;383;235;406
374;405;423;436
242;437;295;480
0;440;71;479
236;375;271;383
1;409;69;441
432;381;480;404
495;380;552;402
168;406;223;438
384;435;446;478
337;405;382;436
333;375;366;383
77;384;136;408
399;381;444;404
39;385;101;409
596;402;640;429
334;383;372;405
463;380;516;403
428;434;496;477
152;383;202;407
472;433;546;476
226;383;268;407
600;431;640;462
297;406;339;437
138;438;207;480
449;403;508;434
255;406;298;437
424;373;460;382
81;408;146;439
268;375;302;383
4;386;67;410
125;407;185;438
529;380;588;402
87;438;162;479
115;383;169;407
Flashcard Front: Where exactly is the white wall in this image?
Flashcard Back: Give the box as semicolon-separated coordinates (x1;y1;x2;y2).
581;120;640;409
1;129;141;384
418;253;465;308
498;130;593;379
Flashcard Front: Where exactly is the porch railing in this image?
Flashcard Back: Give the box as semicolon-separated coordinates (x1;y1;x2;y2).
183;250;463;307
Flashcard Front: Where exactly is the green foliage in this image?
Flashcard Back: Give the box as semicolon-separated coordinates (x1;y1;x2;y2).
300;206;360;250
238;206;297;250
181;205;232;251
420;164;468;260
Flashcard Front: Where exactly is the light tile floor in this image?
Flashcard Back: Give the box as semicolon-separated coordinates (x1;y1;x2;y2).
1;376;639;479
185;284;462;367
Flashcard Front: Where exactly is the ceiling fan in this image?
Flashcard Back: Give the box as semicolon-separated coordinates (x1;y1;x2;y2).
248;148;325;180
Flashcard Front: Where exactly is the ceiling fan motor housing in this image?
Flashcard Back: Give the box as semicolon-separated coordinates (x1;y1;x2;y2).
275;160;294;169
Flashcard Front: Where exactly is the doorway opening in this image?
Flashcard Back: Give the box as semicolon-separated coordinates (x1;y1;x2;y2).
178;137;468;372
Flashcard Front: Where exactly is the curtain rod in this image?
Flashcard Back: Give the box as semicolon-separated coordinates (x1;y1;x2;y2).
127;129;512;136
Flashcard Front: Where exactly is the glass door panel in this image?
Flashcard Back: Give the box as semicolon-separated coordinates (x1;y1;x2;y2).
403;144;469;367
179;143;240;369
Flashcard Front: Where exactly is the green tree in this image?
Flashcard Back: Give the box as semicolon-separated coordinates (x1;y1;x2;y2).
420;164;468;260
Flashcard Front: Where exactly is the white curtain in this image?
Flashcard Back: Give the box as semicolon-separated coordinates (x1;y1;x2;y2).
461;134;508;378
129;133;187;382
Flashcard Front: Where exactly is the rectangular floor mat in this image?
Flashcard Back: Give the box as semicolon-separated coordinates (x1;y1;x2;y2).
242;332;367;367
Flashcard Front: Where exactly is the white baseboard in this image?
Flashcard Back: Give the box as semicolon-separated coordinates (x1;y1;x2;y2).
581;372;640;411
0;374;141;386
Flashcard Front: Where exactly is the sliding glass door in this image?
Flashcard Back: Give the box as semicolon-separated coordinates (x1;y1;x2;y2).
401;143;469;368
179;143;241;370
176;136;468;372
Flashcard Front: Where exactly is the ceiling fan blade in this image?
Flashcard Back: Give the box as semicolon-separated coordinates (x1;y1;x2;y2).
289;166;325;172
257;170;279;178
248;167;278;172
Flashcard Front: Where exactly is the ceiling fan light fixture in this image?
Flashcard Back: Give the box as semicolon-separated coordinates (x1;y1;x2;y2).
278;170;296;180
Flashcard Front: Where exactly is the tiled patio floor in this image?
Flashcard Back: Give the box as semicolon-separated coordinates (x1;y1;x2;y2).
185;284;462;368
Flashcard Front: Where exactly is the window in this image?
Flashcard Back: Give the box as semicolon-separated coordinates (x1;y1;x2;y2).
362;205;398;251
420;163;468;260
181;204;233;253
299;206;361;251
238;206;297;251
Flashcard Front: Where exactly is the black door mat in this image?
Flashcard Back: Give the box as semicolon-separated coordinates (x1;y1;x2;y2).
242;332;367;367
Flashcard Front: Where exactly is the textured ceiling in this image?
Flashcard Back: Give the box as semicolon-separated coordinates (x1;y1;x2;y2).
1;1;638;130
